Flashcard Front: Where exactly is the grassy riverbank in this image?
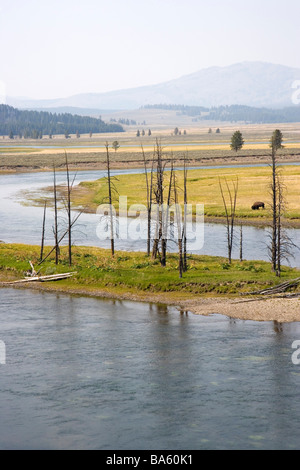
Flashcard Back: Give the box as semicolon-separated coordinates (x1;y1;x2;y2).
1;244;300;322
71;164;300;226
0;243;299;298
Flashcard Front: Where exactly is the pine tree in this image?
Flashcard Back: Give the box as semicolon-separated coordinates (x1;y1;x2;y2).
270;129;283;151
230;130;244;152
112;140;120;152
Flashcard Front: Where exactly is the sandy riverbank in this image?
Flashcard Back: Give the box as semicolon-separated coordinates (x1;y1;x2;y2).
185;296;300;323
1;279;299;323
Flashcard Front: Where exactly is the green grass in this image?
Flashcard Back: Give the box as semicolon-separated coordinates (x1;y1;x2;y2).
74;164;300;223
0;244;299;301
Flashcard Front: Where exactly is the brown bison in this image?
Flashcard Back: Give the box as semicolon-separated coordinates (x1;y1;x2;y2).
252;201;265;210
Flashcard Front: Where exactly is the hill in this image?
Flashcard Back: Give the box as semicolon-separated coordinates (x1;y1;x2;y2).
0;105;124;138
7;62;300;110
143;104;300;124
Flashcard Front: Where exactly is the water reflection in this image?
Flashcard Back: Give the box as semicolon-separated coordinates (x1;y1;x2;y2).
1;288;300;449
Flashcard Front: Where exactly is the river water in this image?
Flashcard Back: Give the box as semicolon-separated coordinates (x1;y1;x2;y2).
1;288;300;450
0;168;299;266
1;168;300;450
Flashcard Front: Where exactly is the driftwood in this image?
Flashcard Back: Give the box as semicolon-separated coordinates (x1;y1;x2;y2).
2;272;77;285
242;278;300;296
0;260;77;286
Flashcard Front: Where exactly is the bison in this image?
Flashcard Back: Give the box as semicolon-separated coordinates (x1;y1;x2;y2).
252;201;265;210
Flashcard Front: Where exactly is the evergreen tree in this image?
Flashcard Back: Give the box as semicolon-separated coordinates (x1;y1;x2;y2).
112;140;120;152
230;130;244;152
270;129;284;151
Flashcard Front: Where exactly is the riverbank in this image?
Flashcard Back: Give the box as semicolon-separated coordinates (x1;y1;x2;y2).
0;243;299;322
3;281;299;323
1;147;300;174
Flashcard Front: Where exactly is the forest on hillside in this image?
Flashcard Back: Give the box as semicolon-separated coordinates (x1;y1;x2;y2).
143;104;300;124
0;105;124;138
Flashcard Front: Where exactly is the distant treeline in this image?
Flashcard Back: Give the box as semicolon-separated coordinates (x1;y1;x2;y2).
110;117;137;126
143;104;300;124
143;104;208;116
0;105;124;138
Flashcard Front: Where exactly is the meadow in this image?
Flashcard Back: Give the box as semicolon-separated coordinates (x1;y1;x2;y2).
73;164;300;225
1;122;300;171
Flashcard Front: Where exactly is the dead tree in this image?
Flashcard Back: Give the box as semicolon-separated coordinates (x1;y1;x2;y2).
38;209;83;266
152;140;165;264
40;201;47;262
239;223;243;262
65;153;73;265
63;152;81;266
270;145;278;273
105;142;118;257
219;177;238;264
182;152;188;272
267;130;296;276
161;155;175;260
141;145;154;256
274;177;297;277
53;164;59;264
173;170;183;278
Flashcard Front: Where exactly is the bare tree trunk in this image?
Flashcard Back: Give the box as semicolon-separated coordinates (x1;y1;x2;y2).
276;178;284;277
183;152;188;272
271;147;277;273
105;143;115;257
65;153;72;266
40;201;47;262
219;177;238;264
53;164;59;265
38;210;83;266
240;224;243;262
152;140;165;264
141;145;153;257
173;170;183;278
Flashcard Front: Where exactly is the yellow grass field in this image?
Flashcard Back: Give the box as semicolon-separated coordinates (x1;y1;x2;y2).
75;164;300;222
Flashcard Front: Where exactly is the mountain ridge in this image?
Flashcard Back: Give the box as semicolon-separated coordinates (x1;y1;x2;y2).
7;61;300;110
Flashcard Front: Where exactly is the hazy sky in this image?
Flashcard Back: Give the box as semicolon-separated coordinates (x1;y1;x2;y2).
1;0;300;99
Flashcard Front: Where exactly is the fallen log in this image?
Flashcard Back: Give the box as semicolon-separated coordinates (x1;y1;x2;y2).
242;278;300;296
2;272;77;285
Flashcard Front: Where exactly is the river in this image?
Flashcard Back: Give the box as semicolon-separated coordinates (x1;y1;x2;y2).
1;288;300;450
0;167;299;266
1;168;300;450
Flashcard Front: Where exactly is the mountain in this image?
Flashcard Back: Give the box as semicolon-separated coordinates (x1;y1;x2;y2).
7;62;300;110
